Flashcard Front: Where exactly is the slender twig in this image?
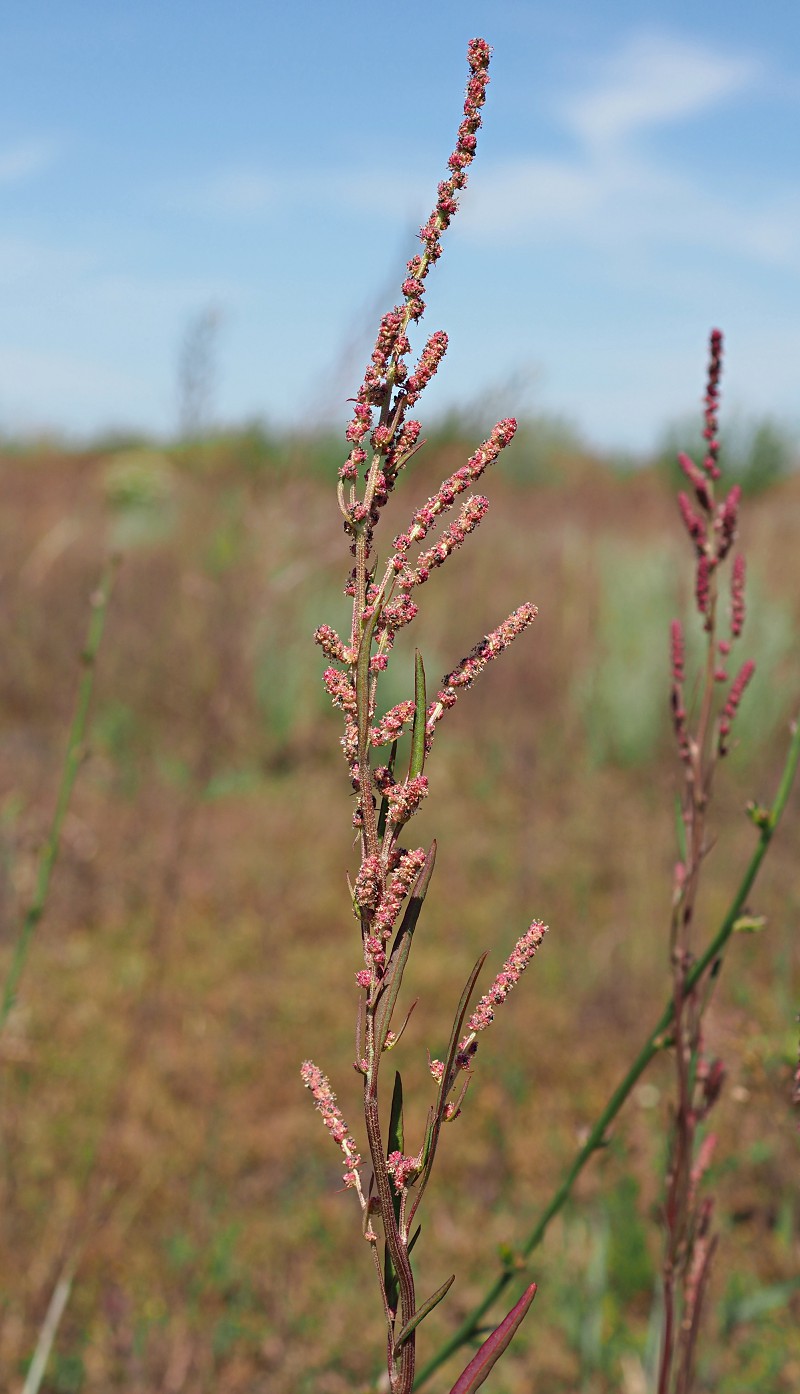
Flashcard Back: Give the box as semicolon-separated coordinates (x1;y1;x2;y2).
415;713;800;1388
21;1251;77;1394
1;556;118;1033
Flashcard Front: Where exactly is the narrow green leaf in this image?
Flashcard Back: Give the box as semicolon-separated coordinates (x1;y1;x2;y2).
384;1072;405;1313
393;1274;456;1354
408;1225;422;1256
447;1284;537;1394
412;954;486;1219
419;1104;436;1173
388;1071;405;1157
408;649;427;780
372;843;436;1052
434;953;487;1127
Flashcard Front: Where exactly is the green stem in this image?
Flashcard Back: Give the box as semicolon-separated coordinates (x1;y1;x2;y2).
415;715;800;1388
1;557;118;1032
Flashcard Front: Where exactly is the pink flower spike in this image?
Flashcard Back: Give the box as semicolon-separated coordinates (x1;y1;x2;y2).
405;329;449;406
301;1061;362;1190
716;484;741;560
702;329;724;479
695;555;714;627
718;658;755;753
426;602;538;742
677;492;707;554
678;452;712;511
465;921;548;1037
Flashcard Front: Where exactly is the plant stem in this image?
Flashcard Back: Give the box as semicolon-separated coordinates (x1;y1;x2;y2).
415;714;800;1387
0;557;118;1033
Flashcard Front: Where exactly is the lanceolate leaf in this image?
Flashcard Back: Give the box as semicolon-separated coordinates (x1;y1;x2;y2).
412;954;486;1220
384;1071;405;1312
393;1274;456;1354
434;953;487;1125
408;649;427;780
388;1070;405;1156
372;843;437;1053
447;1283;537;1394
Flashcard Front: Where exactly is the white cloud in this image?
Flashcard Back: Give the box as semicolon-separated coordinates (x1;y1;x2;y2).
562;32;758;151
455;30;800;274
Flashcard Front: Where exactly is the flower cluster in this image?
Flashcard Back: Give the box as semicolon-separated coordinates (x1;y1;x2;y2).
671;331;755;757
702;327;723;479
466;921;549;1036
386;1150;421;1192
340;38;492;514
426;604;538;744
718;659;755;753
301;1060;362;1191
429;922;549;1087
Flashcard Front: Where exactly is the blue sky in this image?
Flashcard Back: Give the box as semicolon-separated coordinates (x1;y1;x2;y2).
2;0;799;451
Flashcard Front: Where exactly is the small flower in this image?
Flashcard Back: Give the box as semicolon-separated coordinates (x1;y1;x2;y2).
426;603;537;742
718;658;755;753
387;774;429;826
353;854;382;911
695;555;714;626
370;699;417;747
677;492;707;555
702;329;723;479
323;667;357;717
678;453;712;511
465;921;548;1037
405;330;449;406
386;1150;420;1191
715;484;741;560
301;1061;362;1190
314;624;353;664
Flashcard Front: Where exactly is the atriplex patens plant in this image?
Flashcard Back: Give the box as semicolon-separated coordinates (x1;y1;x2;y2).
302;38;541;1394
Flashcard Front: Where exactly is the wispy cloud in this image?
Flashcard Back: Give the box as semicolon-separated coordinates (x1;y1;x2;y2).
0;138;59;185
562;31;758;150
457;30;800;273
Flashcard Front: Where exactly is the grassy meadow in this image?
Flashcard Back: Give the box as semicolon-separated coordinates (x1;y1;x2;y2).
1;423;799;1392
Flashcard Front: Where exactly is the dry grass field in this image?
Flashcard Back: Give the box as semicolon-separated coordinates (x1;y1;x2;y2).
1;429;798;1392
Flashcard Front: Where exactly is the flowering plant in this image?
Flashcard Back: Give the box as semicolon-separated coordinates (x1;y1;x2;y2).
302;38;541;1394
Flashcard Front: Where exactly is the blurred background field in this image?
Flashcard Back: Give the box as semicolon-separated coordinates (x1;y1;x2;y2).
1;422;799;1393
